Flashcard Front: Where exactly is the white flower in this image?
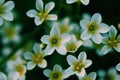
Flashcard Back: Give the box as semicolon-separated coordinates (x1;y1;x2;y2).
64;51;92;78
102;25;120;55
0;0;14;25
24;43;47;70
66;0;90;5
80;13;110;44
41;26;71;55
43;64;66;80
0;72;7;80
26;0;57;26
65;34;83;53
79;72;97;80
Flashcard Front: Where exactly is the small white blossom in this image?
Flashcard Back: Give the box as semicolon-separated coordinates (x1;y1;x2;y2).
65;51;92;78
66;0;90;5
26;0;57;26
0;72;7;80
41;26;71;55
102;25;120;55
24;43;47;70
80;13;110;44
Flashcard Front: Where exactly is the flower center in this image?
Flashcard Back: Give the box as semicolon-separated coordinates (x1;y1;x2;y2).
39;12;48;19
50;71;63;80
73;61;84;72
14;64;25;76
4;27;15;38
108;40;117;47
66;42;77;52
104;74;115;80
0;6;5;15
59;25;69;34
82;77;92;80
32;53;43;64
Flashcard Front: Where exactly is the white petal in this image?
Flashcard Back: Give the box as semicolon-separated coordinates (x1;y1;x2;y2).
45;45;55;55
116;63;120;71
2;12;13;21
81;0;90;5
50;26;60;35
43;69;51;77
46;14;57;20
81;31;91;40
91;13;102;24
56;45;67;55
24;52;33;60
26;10;38;18
27;61;36;70
53;64;62;71
113;43;120;52
36;0;43;11
84;60;92;68
8;72;19;80
88;72;97;80
61;34;71;44
3;1;14;11
34;17;44;26
41;35;49;44
0;18;3;26
98;23;110;33
33;43;41;53
66;0;77;4
63;67;74;78
76;40;83;48
0;0;4;5
38;59;47;68
78;51;86;62
109;25;117;40
45;2;55;14
102;45;112;55
102;37;109;44
67;55;77;65
77;68;86;77
117;35;120;41
0;72;7;80
80;19;90;29
91;33;102;44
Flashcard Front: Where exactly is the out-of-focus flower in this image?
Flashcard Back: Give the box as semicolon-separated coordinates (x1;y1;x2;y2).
65;51;92;78
41;26;71;55
24;43;47;70
116;63;120;72
80;13;110;44
79;72;97;80
26;0;57;26
66;0;90;5
102;25;120;55
0;0;14;25
1;22;21;44
43;64;67;80
65;34;83;53
0;72;7;80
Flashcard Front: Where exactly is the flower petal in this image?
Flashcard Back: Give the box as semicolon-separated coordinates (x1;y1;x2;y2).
56;45;67;55
61;34;71;44
36;0;43;11
0;0;4;5
0;18;3;26
38;59;47;68
117;35;120;42
67;55;77;65
116;63;120;71
98;23;110;33
8;72;19;80
109;25;117;40
43;69;51;77
45;2;55;14
3;1;14;11
45;45;55;55
66;0;77;4
88;72;97;80
78;51;86;62
91;13;102;24
102;37;109;44
33;43;41;53
46;14;57;20
0;72;7;80
50;26;60;35
102;45;112;55
91;33;102;44
53;64;62;71
81;31;91;40
34;17;44;26
2;12;13;21
80;19;90;30
24;52;33;60
27;61;36;70
81;0;90;5
77;68;86;77
26;10;38;18
113;43;120;52
41;35;49;44
84;60;92;68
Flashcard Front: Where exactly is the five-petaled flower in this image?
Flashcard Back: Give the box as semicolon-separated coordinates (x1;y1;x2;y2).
0;0;14;25
26;0;57;26
65;51;92;78
102;25;120;55
66;0;90;5
80;13;110;44
41;26;71;55
24;43;47;70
